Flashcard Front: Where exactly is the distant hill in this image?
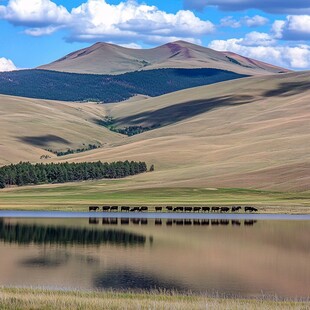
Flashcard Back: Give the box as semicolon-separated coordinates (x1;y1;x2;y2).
38;40;289;75
0;68;246;103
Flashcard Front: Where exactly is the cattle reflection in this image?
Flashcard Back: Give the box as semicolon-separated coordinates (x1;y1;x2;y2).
96;218;258;227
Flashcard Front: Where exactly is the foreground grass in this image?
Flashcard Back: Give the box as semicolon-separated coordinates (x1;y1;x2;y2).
0;288;308;310
0;180;309;213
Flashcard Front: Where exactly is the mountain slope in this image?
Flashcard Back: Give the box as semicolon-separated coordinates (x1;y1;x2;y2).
38;40;289;75
0;72;308;191
67;71;310;191
0;95;121;166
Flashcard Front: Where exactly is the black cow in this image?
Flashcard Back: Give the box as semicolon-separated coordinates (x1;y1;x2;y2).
245;206;258;212
231;206;241;212
155;207;163;212
166;206;173;211
140;206;148;212
173;207;183;212
102;206;110;212
89;206;99;212
184;207;192;212
211;207;220;212
193;207;201;212
110;206;119;212
121;206;130;212
220;207;230;213
130;207;140;212
202;207;210;212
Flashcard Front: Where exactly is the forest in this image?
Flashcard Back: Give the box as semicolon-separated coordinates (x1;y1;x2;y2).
0;68;246;103
0;161;148;188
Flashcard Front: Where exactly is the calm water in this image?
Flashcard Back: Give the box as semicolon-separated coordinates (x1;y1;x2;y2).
0;215;309;298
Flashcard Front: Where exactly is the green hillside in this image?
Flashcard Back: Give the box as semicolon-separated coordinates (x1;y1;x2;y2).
0;68;246;103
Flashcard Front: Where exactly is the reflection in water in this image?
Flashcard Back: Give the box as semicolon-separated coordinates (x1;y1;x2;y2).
96;218;258;227
0;217;309;299
94;269;186;291
0;221;146;246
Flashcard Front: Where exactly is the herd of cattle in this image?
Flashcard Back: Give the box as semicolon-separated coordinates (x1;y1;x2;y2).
89;217;258;226
89;205;258;213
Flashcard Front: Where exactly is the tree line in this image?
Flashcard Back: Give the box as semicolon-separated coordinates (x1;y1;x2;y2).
0;160;148;188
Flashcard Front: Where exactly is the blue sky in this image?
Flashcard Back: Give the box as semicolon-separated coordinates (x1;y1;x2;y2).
0;0;310;71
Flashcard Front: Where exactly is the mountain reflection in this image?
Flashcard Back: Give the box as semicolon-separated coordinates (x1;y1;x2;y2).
0;221;146;246
94;269;186;291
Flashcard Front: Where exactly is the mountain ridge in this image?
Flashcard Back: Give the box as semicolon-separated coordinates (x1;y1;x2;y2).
38;40;289;75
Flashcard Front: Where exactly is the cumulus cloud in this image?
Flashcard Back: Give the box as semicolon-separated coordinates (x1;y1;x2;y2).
220;15;268;28
0;0;70;27
209;32;310;69
243;15;268;27
0;0;215;44
0;57;17;71
272;15;310;40
184;0;310;14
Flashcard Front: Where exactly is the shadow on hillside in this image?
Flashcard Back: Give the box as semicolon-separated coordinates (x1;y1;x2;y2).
114;95;255;127
18;134;71;147
263;81;310;97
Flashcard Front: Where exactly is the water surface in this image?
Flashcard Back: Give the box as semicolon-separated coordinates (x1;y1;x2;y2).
0;215;309;298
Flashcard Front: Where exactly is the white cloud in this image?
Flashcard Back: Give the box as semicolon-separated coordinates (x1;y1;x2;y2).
209;33;310;69
220;16;241;28
272;15;310;40
184;0;310;15
220;15;269;29
0;0;215;44
0;57;17;71
243;15;269;27
0;0;70;26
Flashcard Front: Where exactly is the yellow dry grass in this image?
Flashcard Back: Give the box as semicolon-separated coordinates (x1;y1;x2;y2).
0;288;308;310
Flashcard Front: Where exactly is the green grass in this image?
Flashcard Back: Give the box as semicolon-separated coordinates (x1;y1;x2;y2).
0;179;309;213
0;287;308;310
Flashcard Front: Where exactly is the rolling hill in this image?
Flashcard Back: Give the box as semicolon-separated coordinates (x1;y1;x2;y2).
38;40;289;75
0;71;309;191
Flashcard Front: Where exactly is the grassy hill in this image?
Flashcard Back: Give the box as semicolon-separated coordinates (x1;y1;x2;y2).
0;71;309;195
0;94;121;166
0;68;246;103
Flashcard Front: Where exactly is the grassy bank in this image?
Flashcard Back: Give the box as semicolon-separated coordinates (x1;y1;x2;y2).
0;180;309;213
0;288;308;310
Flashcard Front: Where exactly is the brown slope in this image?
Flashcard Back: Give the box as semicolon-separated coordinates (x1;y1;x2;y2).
38;40;289;75
0;95;122;166
63;71;310;191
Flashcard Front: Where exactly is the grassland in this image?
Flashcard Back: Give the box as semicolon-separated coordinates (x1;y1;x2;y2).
0;181;309;213
0;287;308;310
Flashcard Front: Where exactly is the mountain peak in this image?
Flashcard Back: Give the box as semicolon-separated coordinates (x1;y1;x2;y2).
38;40;290;75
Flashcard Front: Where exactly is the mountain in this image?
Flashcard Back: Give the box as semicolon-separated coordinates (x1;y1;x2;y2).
38;40;289;75
1;71;309;191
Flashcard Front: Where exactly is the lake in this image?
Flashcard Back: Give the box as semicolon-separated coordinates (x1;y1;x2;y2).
0;212;309;298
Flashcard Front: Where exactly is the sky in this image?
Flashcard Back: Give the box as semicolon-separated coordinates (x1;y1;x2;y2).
1;0;310;71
